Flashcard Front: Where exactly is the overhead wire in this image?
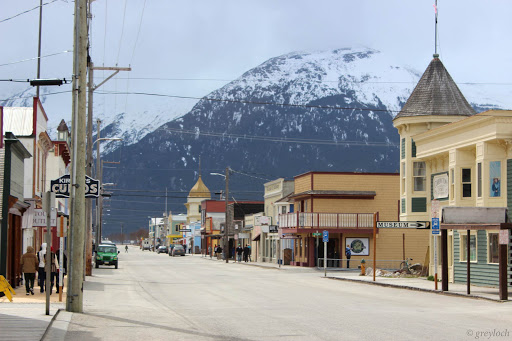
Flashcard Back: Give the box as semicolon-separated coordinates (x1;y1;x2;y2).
0;50;72;67
0;0;61;24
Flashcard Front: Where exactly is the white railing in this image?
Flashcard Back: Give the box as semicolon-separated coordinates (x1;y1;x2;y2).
278;212;374;229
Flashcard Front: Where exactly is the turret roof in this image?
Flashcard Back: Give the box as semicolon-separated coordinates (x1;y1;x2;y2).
188;176;211;198
394;56;476;119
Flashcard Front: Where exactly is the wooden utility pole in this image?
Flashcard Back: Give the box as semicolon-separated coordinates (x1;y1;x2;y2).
224;167;229;263
86;64;130;275
67;0;87;313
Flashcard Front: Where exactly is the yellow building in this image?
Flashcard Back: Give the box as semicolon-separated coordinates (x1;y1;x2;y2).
398;109;512;285
392;55;510;286
279;172;429;268
185;175;211;224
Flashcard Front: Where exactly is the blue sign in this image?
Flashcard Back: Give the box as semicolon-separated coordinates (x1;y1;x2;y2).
432;218;440;235
322;230;329;242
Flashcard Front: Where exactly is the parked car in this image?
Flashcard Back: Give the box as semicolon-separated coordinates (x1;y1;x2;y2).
171;245;185;257
157;245;168;254
95;244;119;269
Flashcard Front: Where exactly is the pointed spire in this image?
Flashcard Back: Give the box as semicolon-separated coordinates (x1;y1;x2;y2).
394;57;475;119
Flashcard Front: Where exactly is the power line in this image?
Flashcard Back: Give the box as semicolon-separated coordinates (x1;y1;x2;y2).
93;76;512;86
0;0;62;24
0;50;72;67
157;126;397;147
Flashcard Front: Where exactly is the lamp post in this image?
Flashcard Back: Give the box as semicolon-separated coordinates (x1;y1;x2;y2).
93;135;122;249
211;169;231;263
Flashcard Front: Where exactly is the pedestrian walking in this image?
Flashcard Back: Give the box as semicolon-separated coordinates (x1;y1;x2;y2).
217;245;223;260
243;245;249;262
37;243;47;293
184;244;187;254
236;244;243;262
208;246;212;258
20;246;37;295
125;245;128;253
345;244;352;268
247;245;252;262
50;247;58;294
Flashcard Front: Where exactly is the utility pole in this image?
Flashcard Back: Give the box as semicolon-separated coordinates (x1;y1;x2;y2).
224;167;229;263
95;119;101;248
121;223;124;245
36;0;43;98
86;64;130;276
67;0;87;313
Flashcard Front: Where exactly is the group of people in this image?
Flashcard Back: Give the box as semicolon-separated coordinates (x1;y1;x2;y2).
205;244;252;262
235;244;251;262
20;242;66;296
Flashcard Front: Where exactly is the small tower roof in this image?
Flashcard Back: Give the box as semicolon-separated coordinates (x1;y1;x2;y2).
394;56;476;120
57;119;69;132
188;176;211;198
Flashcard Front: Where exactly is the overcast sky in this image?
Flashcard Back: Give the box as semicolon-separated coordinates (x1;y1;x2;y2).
1;0;512;128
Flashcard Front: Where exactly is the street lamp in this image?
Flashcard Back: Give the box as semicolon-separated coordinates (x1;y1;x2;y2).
211;169;231;263
94;137;122;248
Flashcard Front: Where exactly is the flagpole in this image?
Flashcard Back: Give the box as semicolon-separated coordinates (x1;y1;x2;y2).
434;0;438;55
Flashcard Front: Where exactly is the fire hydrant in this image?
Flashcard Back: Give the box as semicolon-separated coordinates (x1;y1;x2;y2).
360;259;366;276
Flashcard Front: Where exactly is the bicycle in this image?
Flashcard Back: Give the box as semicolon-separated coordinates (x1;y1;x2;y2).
399;258;413;273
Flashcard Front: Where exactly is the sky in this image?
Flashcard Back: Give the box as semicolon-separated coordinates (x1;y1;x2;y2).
1;0;512;132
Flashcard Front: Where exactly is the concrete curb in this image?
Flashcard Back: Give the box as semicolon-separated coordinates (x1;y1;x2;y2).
40;308;62;340
325;276;509;303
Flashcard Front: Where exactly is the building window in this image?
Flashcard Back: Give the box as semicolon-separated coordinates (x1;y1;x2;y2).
411;197;427;212
401;198;406;213
411;139;416;158
401;138;405;159
477;163;482;197
413;162;426;191
281;206;287;214
460;234;477;262
401;163;406;194
488;233;499;264
490;161;501;197
198;205;201;213
462;168;472;198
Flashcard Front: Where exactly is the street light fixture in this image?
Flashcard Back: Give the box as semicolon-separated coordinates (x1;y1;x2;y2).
94;137;123;248
211;169;231;263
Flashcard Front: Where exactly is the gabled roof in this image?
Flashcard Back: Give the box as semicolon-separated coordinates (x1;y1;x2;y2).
394;56;476;119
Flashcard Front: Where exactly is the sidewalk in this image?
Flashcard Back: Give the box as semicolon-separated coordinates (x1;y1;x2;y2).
327;271;511;302
0;285;67;341
202;257;510;302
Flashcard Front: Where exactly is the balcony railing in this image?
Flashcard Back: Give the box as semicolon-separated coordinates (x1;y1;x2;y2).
278;212;374;229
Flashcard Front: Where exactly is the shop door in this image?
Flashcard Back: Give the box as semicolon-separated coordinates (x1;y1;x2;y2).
316;239;338;267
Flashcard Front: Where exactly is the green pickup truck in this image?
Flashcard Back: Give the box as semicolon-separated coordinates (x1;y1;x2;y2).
95;244;119;269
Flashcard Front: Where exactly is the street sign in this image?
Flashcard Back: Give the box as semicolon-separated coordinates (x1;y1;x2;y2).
322;230;329;242
50;175;100;198
312;232;322;237
431;199;440;219
431;218;440;235
179;229;192;232
376;221;430;229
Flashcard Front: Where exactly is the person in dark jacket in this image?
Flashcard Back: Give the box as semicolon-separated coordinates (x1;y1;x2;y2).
20;246;38;295
243;245;249;262
236;244;243;262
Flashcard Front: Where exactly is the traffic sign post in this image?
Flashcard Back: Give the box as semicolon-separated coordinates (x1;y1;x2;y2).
323;231;328;277
431;199;440;290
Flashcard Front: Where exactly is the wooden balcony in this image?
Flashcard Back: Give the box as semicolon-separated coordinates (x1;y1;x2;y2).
278;212;374;229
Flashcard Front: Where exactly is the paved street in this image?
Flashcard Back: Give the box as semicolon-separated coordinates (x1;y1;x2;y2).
49;246;512;341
